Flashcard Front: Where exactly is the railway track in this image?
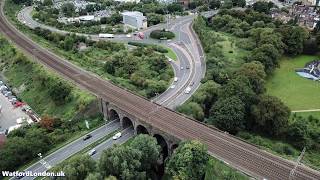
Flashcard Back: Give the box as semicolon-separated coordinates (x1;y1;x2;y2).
0;1;320;179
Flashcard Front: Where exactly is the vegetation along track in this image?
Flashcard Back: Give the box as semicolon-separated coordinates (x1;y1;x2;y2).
0;1;320;179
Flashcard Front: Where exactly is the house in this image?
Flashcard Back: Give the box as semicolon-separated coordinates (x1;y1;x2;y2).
122;11;147;29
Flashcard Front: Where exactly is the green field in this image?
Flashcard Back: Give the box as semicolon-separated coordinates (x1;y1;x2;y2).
266;55;320;111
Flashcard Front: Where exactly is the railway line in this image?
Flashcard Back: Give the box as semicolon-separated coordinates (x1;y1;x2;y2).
1;1;320;179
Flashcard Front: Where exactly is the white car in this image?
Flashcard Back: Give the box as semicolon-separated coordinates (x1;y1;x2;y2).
174;77;178;82
180;67;184;70
88;149;96;156
170;85;176;89
126;34;132;38
184;86;191;94
168;59;172;62
16;117;27;124
112;132;122;140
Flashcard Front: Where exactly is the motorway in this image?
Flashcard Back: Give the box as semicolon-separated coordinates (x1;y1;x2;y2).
18;6;204;109
1;2;320;180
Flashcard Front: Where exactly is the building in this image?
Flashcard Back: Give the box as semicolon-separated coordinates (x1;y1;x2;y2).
122;11;147;29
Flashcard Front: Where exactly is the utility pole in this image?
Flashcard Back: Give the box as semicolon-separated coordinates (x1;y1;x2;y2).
289;147;306;180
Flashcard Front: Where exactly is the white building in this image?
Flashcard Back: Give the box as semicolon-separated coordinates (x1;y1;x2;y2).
122;11;147;30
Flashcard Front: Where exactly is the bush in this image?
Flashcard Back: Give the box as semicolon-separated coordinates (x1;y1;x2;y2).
150;29;175;40
128;42;168;53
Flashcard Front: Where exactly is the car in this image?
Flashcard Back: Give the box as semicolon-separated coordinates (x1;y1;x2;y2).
190;82;195;86
170;85;176;89
126;34;132;38
83;134;92;141
184;86;191;94
16;117;27;124
88;149;96;156
4;91;12;97
168;59;172;62
186;65;190;69
174;77;178;82
0;81;3;85
180;66;184;70
113;132;122;140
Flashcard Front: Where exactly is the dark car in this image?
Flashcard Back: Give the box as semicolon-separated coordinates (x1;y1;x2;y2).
186;65;190;69
83;134;92;141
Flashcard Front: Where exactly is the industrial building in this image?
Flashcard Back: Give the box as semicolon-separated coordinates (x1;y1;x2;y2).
121;11;147;29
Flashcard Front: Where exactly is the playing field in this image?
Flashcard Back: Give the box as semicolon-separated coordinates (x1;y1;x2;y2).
266;55;320;111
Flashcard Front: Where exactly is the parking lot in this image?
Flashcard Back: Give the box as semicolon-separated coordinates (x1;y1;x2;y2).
0;80;32;134
0;91;28;133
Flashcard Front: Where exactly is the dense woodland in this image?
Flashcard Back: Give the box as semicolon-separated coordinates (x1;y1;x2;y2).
178;4;320;160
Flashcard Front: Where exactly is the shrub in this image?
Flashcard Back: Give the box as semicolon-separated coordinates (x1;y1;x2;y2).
150;29;175;39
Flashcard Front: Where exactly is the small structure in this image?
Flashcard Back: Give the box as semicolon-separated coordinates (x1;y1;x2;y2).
122;11;147;30
296;60;320;81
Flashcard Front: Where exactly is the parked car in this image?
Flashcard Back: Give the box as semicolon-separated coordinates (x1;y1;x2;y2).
88;149;96;156
4;91;12;97
112;132;122;140
0;81;4;85
190;82;195;86
83;134;92;141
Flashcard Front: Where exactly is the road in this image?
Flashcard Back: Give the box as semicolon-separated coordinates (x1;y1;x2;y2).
20;120;120;179
18;6;205;109
2;2;320;180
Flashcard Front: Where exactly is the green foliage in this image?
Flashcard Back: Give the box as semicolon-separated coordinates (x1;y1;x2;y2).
146;13;165;26
236;61;266;94
209;96;246;134
250;95;290;136
98;135;160;179
252;1;275;14
0;127;51;172
130;134;160;171
61;3;75;17
51;155;97;180
166;140;209;180
128;41;169;53
150;29;175;40
176;102;205;121
277;25;308;55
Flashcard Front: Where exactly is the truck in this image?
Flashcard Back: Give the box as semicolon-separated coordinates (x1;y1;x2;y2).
98;33;114;38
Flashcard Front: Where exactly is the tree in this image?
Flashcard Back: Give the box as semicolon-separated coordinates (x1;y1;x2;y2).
220;76;256;107
250;43;281;74
303;37;318;55
61;3;75;17
147;13;164;26
39;115;56;131
130;134;160;171
287;117;311;148
232;0;246;7
250;95;290;136
236;61;267;94
252;1;274;14
51;155;96;180
99;145;145;179
43;0;53;6
47;77;72;105
166;141;209;180
176;102;205;121
277;25;308;55
209;0;221;9
208;96;246;134
84;173;103;180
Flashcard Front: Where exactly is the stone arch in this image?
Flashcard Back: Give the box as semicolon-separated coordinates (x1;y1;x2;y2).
171;144;178;154
122;117;134;129
136;124;149;134
109;109;120;122
153;134;169;162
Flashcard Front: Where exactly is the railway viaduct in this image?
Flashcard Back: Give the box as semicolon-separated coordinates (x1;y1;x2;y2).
100;100;180;158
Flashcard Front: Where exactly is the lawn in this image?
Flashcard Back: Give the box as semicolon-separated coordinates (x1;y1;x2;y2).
266;55;320;111
164;46;178;61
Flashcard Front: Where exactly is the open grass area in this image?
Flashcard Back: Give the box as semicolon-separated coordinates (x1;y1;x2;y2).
164;46;178;61
266;55;320;111
216;33;248;68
